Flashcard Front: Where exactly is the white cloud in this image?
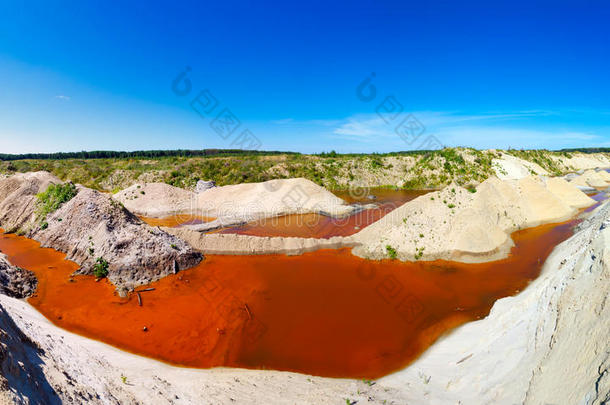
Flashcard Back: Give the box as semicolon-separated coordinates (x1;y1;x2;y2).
54;95;71;101
325;111;608;150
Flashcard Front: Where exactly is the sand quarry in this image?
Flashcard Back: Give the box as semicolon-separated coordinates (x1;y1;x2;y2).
0;157;609;404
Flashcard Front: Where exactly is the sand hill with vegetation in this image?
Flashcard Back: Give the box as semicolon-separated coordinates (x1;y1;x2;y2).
0;172;202;291
352;176;598;262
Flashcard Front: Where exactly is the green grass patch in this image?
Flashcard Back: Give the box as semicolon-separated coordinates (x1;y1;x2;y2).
93;257;109;278
36;182;77;222
385;245;398;260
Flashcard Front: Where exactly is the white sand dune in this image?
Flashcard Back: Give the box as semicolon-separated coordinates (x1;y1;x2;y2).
114;178;357;221
352;175;596;262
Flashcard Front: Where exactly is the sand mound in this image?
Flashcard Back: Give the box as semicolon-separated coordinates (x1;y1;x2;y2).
0;173;202;291
596;169;610;182
113;178;356;222
113;182;196;217
352;175;594;262
570;169;610;188
0;171;61;233
196;178;355;219
492;153;548;179
552;152;610;170
35;186;202;290
544;177;595;208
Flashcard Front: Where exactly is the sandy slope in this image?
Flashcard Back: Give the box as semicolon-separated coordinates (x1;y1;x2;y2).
113;182;196;217
0;171;61;233
352;175;595;262
493;152;610;181
166;228;355;255
0;173;202;291
551;152;610;170
570;169;610;188
113;178;357;222
1;198;607;404
492;153;548;179
379;200;610;404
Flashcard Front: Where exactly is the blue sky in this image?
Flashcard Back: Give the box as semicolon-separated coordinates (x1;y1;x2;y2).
0;1;609;154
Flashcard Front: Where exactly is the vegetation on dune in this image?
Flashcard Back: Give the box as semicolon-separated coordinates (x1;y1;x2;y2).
385;245;398;260
2;148;607;193
36;182;78;223
93;257;109;278
506;149;564;176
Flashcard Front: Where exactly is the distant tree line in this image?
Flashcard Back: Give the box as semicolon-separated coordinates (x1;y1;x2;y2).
0;149;298;161
556;147;610;153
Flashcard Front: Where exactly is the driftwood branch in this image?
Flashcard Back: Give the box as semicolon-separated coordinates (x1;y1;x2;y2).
244;303;252;320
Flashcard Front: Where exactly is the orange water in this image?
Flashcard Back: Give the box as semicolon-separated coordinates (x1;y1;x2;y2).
0;217;578;379
139;215;216;228
220;189;429;238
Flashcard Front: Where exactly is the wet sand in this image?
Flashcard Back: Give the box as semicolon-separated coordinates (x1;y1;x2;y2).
139;215;216;228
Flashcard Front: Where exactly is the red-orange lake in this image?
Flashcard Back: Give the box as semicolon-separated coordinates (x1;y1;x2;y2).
0;215;579;378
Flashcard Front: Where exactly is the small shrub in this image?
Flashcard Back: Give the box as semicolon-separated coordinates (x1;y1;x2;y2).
385;245;397;260
448;203;455;208
93;257;109;278
36;182;77;221
40;221;48;230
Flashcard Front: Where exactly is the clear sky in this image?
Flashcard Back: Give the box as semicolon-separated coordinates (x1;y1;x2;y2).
1;1;609;154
